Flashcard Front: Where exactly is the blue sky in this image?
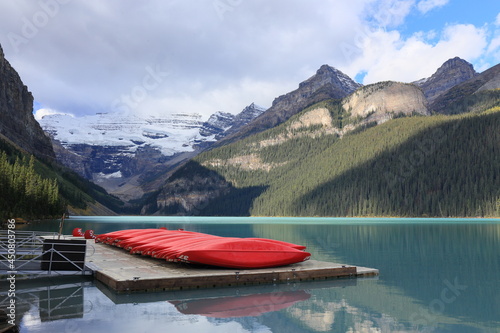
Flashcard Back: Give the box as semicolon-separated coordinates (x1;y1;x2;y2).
403;0;497;34
0;0;498;119
402;1;499;67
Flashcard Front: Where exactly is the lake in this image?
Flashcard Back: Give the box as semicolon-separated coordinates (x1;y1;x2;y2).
5;216;500;332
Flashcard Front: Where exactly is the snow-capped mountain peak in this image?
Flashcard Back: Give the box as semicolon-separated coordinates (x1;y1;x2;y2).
39;111;203;156
199;102;267;140
37;104;266;188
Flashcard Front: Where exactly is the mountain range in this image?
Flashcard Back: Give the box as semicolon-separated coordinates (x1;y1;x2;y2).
146;58;500;217
1;39;499;217
37;102;266;201
413;56;478;103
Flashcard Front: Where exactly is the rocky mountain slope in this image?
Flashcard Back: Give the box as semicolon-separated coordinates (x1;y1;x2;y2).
217;103;267;139
216;65;362;146
342;81;429;123
153;102;500;217
38;103;266;201
148;59;500;217
0;44;55;161
199;112;234;138
414;57;478;103
430;62;500;114
151;81;431;216
0;43;123;217
198;103;266;142
39;112;204;180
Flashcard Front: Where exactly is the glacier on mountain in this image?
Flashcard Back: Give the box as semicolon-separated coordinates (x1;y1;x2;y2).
38;112;205;156
36;103;267;186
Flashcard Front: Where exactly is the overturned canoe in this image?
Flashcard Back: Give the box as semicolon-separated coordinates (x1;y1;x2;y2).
95;228;310;269
176;238;311;269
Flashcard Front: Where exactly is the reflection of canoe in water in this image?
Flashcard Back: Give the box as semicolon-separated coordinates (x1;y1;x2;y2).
95;228;310;269
170;290;311;318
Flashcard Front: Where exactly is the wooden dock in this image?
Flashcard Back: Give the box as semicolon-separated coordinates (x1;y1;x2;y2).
83;239;379;293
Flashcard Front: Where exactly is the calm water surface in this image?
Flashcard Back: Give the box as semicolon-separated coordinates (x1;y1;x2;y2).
4;217;500;333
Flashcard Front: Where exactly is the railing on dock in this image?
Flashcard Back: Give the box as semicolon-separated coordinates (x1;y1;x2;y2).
0;230;92;277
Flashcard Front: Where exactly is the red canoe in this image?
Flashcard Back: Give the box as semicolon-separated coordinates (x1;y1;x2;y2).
138;234;220;256
156;237;239;261
96;228;310;269
176;238;311;269
121;231;203;251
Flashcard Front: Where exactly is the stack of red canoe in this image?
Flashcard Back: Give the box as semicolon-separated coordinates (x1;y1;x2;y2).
95;228;311;269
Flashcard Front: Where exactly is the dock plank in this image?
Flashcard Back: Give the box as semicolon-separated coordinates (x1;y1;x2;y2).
84;239;378;292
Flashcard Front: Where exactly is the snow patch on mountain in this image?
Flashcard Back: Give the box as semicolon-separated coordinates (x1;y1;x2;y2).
38;112;205;156
332;67;362;92
199;111;235;137
198;103;267;141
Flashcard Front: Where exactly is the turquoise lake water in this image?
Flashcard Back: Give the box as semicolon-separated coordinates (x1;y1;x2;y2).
4;216;500;332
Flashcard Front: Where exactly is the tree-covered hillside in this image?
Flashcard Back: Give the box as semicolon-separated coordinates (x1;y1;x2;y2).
0;136;124;220
190;102;500;217
0;152;61;219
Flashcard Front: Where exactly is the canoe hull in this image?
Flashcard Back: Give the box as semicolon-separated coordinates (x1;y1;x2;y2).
176;239;311;269
95;228;310;269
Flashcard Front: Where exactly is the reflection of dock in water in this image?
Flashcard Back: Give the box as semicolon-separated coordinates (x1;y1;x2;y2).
0;276;92;329
85;238;378;293
0;275;370;331
96;275;365;319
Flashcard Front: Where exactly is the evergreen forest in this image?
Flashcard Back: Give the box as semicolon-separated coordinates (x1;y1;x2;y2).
191;101;500;217
0;137;123;220
0;152;62;219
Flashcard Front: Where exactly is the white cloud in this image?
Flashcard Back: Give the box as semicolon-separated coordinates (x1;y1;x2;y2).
342;24;488;84
134;77;293;118
364;0;415;28
417;0;449;14
487;35;500;64
1;1;373;118
495;12;500;26
34;108;74;121
0;0;496;122
487;35;500;52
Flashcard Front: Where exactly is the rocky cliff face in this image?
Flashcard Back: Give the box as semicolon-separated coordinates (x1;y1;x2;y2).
222;103;267;137
204;82;430;174
429;62;500;114
50;137;194;201
217;65;362;145
199;103;267;141
199;111;235;138
414;57;477;103
342;81;429;123
0;44;55;160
